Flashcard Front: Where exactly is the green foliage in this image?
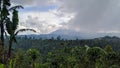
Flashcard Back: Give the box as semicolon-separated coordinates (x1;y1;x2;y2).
9;59;16;68
1;44;119;68
104;45;113;53
110;65;119;68
3;36;119;68
0;64;4;68
12;9;18;32
5;18;12;35
87;47;105;62
26;49;40;61
14;49;25;68
35;63;50;68
1;6;9;16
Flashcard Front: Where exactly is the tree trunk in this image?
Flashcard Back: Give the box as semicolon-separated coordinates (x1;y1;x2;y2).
0;0;4;51
8;38;12;58
0;22;4;49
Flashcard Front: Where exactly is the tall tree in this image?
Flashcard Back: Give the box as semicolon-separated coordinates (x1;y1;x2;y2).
5;6;22;58
5;6;36;58
0;0;11;51
0;0;32;59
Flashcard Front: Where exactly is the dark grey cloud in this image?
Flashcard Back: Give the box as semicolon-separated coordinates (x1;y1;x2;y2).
59;0;120;33
11;0;52;7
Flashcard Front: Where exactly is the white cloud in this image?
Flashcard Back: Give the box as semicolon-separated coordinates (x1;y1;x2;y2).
10;0;75;34
18;10;72;34
11;0;72;34
9;0;75;34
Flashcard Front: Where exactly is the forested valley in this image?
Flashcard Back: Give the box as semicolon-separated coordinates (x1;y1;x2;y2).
1;36;120;68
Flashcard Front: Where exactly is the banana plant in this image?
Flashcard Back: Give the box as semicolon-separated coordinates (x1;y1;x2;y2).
5;6;36;58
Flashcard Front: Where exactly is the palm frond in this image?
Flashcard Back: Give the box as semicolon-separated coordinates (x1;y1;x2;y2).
2;6;10;16
3;0;11;6
5;18;12;35
15;29;36;36
12;9;19;31
9;5;24;11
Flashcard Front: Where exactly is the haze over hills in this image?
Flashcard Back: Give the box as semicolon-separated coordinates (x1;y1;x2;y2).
18;29;120;40
51;29;120;39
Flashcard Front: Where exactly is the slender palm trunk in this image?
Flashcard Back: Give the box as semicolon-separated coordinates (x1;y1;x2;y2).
8;37;12;58
1;22;4;49
0;0;4;50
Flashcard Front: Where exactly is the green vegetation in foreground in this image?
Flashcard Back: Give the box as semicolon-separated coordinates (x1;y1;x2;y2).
1;44;120;68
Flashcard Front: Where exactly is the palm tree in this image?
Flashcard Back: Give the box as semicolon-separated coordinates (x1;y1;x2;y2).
0;0;11;63
4;5;23;58
4;4;36;58
7;28;36;58
0;0;11;51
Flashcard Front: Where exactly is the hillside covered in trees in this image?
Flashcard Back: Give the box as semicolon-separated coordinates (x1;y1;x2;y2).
13;36;120;53
1;36;120;68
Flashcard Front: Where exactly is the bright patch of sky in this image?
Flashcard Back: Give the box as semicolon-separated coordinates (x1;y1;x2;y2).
20;5;58;12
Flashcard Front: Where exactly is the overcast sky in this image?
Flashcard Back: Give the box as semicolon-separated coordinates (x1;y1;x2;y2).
11;0;120;34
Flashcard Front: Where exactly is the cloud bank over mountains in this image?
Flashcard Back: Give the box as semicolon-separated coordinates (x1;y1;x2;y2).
11;0;120;34
59;0;120;33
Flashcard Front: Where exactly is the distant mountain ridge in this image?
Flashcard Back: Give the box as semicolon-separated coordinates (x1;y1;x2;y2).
51;29;120;39
17;29;120;40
